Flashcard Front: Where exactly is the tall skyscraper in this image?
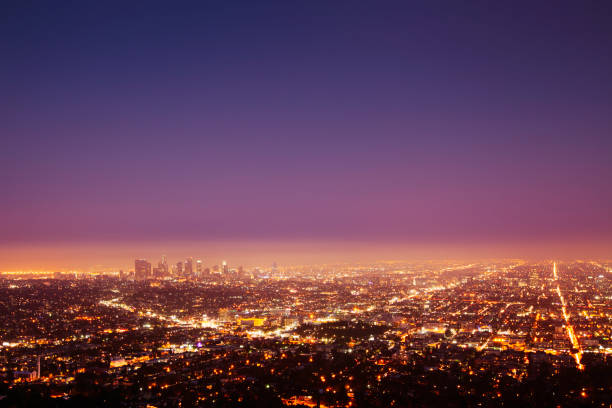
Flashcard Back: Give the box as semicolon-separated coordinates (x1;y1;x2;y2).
135;259;151;281
185;257;193;277
153;266;164;278
160;255;168;276
222;260;229;275
175;261;183;277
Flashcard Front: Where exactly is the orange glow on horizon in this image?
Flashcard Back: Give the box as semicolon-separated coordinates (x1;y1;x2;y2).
2;240;612;272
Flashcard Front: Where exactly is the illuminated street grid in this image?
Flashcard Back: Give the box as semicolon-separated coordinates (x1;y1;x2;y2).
1;260;611;406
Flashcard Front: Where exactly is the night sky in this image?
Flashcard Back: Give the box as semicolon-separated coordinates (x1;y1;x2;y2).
2;1;612;266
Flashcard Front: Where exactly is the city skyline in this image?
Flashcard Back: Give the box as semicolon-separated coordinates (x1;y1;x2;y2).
4;239;612;273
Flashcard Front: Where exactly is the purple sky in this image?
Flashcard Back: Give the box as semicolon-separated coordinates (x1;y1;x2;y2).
2;1;612;253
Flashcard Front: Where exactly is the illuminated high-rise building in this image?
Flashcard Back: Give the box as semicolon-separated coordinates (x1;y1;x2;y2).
153;266;164;278
185;257;194;277
160;255;168;276
135;259;151;281
174;261;183;277
222;260;228;274
196;259;203;274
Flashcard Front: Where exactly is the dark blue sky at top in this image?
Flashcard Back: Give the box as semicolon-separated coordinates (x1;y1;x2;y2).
2;1;612;245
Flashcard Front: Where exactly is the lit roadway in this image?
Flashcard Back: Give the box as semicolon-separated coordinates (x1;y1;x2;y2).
552;262;584;370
